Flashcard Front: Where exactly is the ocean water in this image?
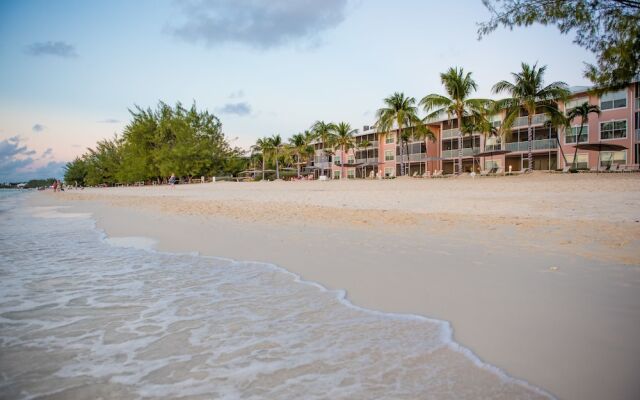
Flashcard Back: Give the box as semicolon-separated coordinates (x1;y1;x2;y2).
0;193;551;399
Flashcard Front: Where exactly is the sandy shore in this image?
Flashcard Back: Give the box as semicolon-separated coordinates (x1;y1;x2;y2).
37;173;640;399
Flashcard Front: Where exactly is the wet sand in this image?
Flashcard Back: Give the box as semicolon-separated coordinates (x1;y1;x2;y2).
38;173;640;399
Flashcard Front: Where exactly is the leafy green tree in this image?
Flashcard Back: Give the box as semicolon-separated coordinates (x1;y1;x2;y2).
376;92;421;176
333;122;357;179
493;62;570;172
63;157;88;186
478;0;640;89
251;137;272;181
289;133;307;178
421;68;490;174
84;135;123;186
566;102;601;171
311;120;337;176
267;134;284;179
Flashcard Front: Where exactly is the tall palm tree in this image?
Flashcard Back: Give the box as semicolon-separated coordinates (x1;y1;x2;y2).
289;133;306;177
251;137;272;181
333;122;357;179
543;113;570;169
421;67;490;174
358;139;371;178
412;124;437;174
268;134;283;179
492;62;569;172
311;121;337;176
376;92;421;176
566;102;601;171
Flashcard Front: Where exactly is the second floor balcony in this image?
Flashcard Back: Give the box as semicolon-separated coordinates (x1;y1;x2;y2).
513;114;550;128
442;148;481;158
504;139;558;152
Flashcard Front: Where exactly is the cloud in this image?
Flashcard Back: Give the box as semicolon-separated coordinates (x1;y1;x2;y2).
42;148;53;158
32;123;45;132
228;90;244;99
98;118;120;123
168;0;348;49
217;102;251;116
0;136;65;182
25;41;77;58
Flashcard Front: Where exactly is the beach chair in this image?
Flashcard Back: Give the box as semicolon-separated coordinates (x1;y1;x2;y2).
480;169;490;176
561;165;571;173
431;170;442;178
422;171;431;178
494;167;504;176
608;164;619;172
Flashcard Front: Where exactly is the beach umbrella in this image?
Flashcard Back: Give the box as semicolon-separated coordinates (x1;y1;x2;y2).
572;143;627;172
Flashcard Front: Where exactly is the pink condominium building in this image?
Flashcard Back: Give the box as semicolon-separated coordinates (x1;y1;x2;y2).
309;81;640;178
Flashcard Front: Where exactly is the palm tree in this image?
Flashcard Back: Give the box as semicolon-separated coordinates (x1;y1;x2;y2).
544;113;570;169
421;67;491;175
333;122;357;179
268;134;283;179
311;121;337;176
358;140;371;178
492;62;569;172
376;93;421;176
289;133;307;177
566;102;601;171
251;137;272;181
411;124;437;174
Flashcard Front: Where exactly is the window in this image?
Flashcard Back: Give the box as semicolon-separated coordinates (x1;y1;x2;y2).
334;155;341;164
384;167;394;177
599;151;626;167
333;170;341;179
566;153;588;169
347;155;354;164
484;160;499;170
565;126;589;144
600;120;627;140
347;169;355;179
385;134;394;144
600;89;627;110
384;150;394;161
565;97;589;114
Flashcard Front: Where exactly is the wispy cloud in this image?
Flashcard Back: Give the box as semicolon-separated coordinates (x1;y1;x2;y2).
217;102;252;116
228;90;244;99
0;136;65;181
25;41;77;58
168;0;348;49
98;118;120;123
32;123;45;132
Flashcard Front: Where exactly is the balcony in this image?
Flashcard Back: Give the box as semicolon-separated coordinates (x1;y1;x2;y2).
355;140;378;148
355;157;380;164
504;139;557;152
313;161;332;169
513;114;550;128
636;128;640;141
396;153;429;162
441;148;480;158
485;144;502;151
442;128;460;139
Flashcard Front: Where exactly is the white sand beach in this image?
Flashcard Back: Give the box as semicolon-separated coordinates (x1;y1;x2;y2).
36;173;640;400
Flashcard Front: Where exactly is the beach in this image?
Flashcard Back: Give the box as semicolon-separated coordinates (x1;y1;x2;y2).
28;173;640;399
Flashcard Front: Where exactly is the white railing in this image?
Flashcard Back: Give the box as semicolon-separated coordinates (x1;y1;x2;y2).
396;153;429;162
355;157;379;164
441;148;480;158
485;144;502;151
505;139;557;152
442;128;460;139
513;114;550;128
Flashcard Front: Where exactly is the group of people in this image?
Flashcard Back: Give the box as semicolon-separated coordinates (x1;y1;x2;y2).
51;180;64;192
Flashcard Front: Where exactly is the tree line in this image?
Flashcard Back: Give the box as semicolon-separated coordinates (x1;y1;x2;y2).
64;102;245;186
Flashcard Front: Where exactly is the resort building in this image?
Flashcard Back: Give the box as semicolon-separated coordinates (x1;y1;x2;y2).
308;81;639;178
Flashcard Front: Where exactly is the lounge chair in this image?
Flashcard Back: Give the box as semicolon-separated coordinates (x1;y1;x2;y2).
431;170;443;178
480;169;490;176
608;164;619;172
561;165;571;173
494;167;504;176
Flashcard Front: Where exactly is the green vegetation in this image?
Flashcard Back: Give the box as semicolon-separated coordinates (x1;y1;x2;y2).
64;102;244;186
492;62;570;172
421;68;492;174
478;0;640;89
567;102;601;171
376;93;421;176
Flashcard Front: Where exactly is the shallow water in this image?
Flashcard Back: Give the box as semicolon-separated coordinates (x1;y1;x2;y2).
0;193;551;399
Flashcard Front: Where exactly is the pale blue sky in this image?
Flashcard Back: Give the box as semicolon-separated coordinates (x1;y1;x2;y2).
0;0;594;181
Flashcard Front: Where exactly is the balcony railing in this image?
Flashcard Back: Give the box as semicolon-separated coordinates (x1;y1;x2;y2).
636;128;640;141
485;144;502;151
396;153;429;162
504;139;557;152
356;140;378;148
313;161;332;169
442;128;460;139
441;148;481;158
355;157;379;164
513;114;550;128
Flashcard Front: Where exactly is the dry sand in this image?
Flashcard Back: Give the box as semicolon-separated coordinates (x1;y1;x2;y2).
38;173;640;399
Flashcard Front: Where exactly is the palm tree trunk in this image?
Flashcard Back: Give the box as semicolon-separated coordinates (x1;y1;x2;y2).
275;149;280;179
297;153;301;177
341;145;345;179
398;127;404;176
571;123;585;170
457;116;463;174
527;118;533;172
262;156;265;180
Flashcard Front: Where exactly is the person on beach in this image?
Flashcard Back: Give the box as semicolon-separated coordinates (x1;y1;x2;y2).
169;173;176;187
52;180;58;192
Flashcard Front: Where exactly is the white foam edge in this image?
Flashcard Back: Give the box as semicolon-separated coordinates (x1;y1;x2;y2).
32;201;556;400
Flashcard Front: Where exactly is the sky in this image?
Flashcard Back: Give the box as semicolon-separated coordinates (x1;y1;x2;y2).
0;0;595;182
